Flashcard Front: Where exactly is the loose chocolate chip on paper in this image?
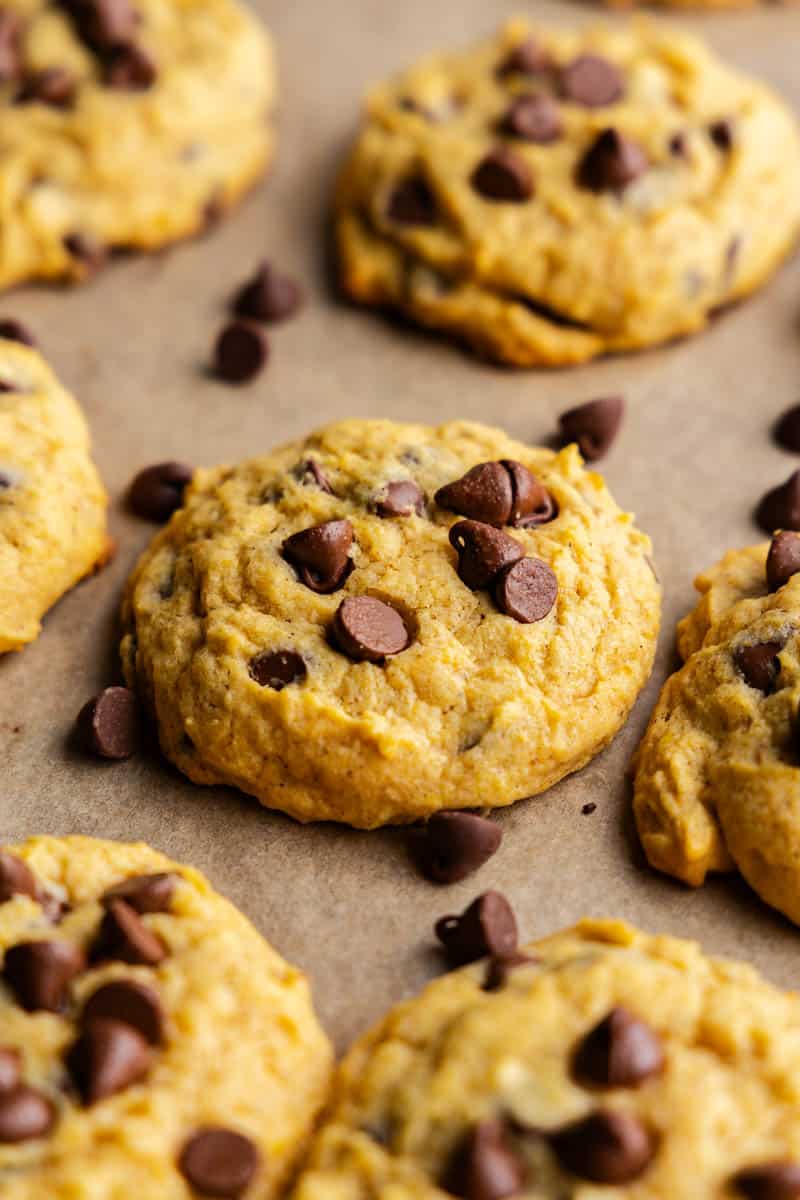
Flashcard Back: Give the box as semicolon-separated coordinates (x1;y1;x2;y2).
3;939;86;1012
282;519;354;594
449;520;524;591
774;406;800;454
502;94;563;144
77;687;139;760
234;261;303;323
471;147;534;202
442;1119;525;1200
105;42;157;89
582;801;597;816
103;872;177;914
483;952;537;992
0;1085;56;1144
68;1018;152;1105
16;67;76;107
560;55;624;107
494;557;558;623
63;232;107;276
756;471;800;534
734;642;783;694
374;479;425;518
767;532;800;592
416;811;502;884
0;319;35;347
496;37;551;79
0;1047;21;1093
387;177;438;226
129;460;193;521
710;118;735;152
573;1007;664;1088
214;321;268;384
558;395;624;462
549;1110;656;1184
249;649;307;690
179;1128;260;1199
435;890;518;967
733;1162;800;1199
92;898;167;966
331;596;411;663
82;979;164;1045
577;128;648;192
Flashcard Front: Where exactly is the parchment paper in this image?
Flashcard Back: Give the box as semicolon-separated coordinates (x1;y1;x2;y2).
2;0;800;1053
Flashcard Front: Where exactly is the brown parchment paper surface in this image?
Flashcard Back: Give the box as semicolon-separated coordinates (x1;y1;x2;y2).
2;0;800;1054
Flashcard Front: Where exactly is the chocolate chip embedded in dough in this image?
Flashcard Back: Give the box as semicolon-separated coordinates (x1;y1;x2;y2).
0;9;22;84
387;177;438;226
436;462;514;526
0;1085;56;1143
0;1047;21;1093
248;650;307;691
494;558;558;624
560;55;624;107
710;118;736;152
374;479;425;518
442;1119;525;1200
179;1128;260;1198
733;1162;800;1199
496;37;551;79
502;94;563;144
67;1018;152;1105
449;520;524;591
282;519;354;594
102;872;177;914
767;532;800;592
16;67;76;107
471;147;534;202
91;898;167;966
105;42;157;90
331;596;411;663
734;642;783;694
81;979;164;1045
573;1007;664;1088
3;939;86;1012
549;1110;657;1184
577;128;648;192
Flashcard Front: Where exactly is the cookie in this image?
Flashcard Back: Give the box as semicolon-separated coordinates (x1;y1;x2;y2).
0;0;275;289
0;338;108;653
634;534;800;926
292;916;800;1199
120;418;660;828
335;21;800;366
0;835;332;1199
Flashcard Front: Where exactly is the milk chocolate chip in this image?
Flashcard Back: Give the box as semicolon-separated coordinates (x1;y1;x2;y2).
435;891;518;967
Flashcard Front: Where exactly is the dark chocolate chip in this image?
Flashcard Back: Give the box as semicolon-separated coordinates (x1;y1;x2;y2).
582;801;597;815
179;1128;260;1198
67;1018;151;1105
669;132;689;158
0;851;40;905
82;979;164;1044
3;940;86;1012
560;55;624;107
710;119;735;152
0;1085;56;1143
77;687;139;761
734;642;783;694
494;558;558;623
63;232;107;275
213;321;268;384
756;471;800;534
558;396;624;462
103;872;177;914
387;177;437;226
500;460;551;527
0;8;22;84
282;519;354;594
449;520;524;591
471;147;534;202
0;318;35;347
233;261;303;323
436;462;514;526
482;952;537;992
91;898;167;966
416;812;502;884
573;1008;664;1088
63;0;138;50
0;1047;21;1093
767;532;800;592
496;37;551;79
435;891;518;967
129;460;193;522
298;458;333;493
16;67;76;107
104;42;157;89
577;128;648;192
549;1110;656;1184
733;1163;800;1199
331;596;411;663
374;479;425;518
249;649;307;690
774;406;800;454
442;1119;525;1200
502;94;562;144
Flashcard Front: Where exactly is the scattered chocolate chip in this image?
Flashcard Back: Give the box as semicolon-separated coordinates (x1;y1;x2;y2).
494;558;558;624
82;980;163;1044
0;319;35;347
774;406;800;454
502;94;562;144
179;1128;260;1198
416;812;502;884
501;460;552;527
0;1048;21;1093
103;872;177;914
577;128;648;192
214;321;268;384
497;37;551;78
560;55;624;107
91;898;167;966
77;687;139;761
234;261;303;323
435;891;518;967
282;519;354;594
105;42;157;89
449;520;524;591
710;119;735;152
767;532;800;592
16;67;76;107
387;177;437;226
757;471;800;534
68;1018;151;1105
669;132;689;158
483;952;536;992
443;1119;525;1200
436;463;514;526
471;147;533;202
0;851;40;905
129;460;193;522
734;642;783;694
582;802;597;816
573;1008;664;1088
249;649;307;690
331;596;410;662
558;396;624;462
374;479;425;518
0;8;21;83
63;232;107;275
298;458;333;493
0;1085;56;1143
733;1162;800;1199
550;1110;656;1184
3;940;86;1012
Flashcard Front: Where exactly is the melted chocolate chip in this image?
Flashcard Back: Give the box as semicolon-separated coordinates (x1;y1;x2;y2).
577;128;648;192
756;471;800;534
734;642;783;694
549;1110;656;1184
0;1085;55;1143
471;147;534;202
560;55;624;107
82;979;164;1044
733;1163;800;1199
214;321;268;384
298;458;334;493
67;1018;152;1104
435;891;518;967
387;177;438;226
573;1008;664;1088
282;519;354;593
416;812;502;884
558;395;624;462
374;479;425;518
710;119;735;152
234;261;303;323
442;1119;525;1200
129;461;193;521
179;1128;260;1198
494;557;558;623
77;687;139;760
449;520;524;591
502;93;562;144
103;872;177;914
91;898;167;966
249;649;307;690
767;532;800;592
3;939;86;1012
331;596;411;662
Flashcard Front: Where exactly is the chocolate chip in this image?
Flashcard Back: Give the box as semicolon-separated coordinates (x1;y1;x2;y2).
63;0;137;50
560;54;623;107
733;1163;800;1199
502;94;562;144
442;1119;525;1200
103;872;176;914
734;642;783;694
3;940;86;1012
63;232;107;275
435;891;518;967
558;396;624;462
129;460;193;521
774;405;800;453
482;952;536;992
374;479;425;518
16;67;76;107
105;42;156;89
573;1008;664;1088
282;519;354;594
91;898;167;966
577;128;648;192
494;558;558;623
449;520;524;590
82;980;163;1044
416;812;502;884
669;132;689;158
0;319;35;347
298;458;333;493
0;1048;21;1093
331;596;410;662
234;261;303;323
0;9;22;83
249;649;307;690
436;462;514;526
387;177;437;226
471;147;533;202
67;1018;151;1105
767;532;800;592
550;1111;656;1183
497;37;551;78
0;1086;56;1143
0;851;40;905
214;321;268;384
582;801;597;815
77;687;139;761
179;1128;260;1198
710;119;735;152
501;460;552;527
756;471;800;534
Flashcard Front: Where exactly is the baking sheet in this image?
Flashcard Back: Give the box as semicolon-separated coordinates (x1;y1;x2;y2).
2;0;800;1053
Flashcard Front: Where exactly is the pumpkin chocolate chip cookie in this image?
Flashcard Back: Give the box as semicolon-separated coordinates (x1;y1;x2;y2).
292;915;800;1199
0;0;275;289
0;835;332;1199
634;532;800;926
335;20;800;366
0;337;108;653
120;418;660;828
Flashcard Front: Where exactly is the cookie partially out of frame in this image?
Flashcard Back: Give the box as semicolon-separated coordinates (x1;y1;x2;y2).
335;21;800;366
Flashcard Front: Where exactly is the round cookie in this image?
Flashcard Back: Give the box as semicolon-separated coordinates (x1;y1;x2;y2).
0;835;333;1199
292;916;800;1199
120;418;660;828
0;337;108;653
336;21;800;366
0;0;275;289
634;535;800;926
